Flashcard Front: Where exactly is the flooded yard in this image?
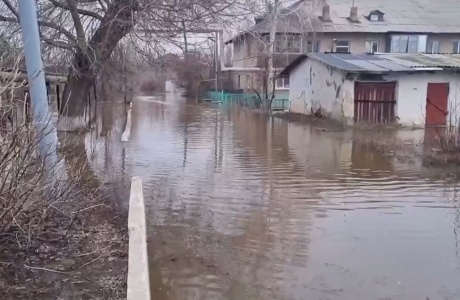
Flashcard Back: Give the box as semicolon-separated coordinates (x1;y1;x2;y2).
100;94;460;300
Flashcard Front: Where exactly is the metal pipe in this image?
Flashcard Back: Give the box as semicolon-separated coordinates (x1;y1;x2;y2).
18;0;57;171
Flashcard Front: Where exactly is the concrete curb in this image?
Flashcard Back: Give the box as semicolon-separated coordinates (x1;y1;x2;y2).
121;102;133;142
127;176;151;300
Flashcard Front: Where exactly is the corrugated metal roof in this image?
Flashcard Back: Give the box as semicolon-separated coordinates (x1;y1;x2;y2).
303;53;460;73
228;0;460;42
379;54;460;68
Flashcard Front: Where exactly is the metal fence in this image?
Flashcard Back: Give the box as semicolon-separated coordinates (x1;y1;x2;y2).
204;91;288;111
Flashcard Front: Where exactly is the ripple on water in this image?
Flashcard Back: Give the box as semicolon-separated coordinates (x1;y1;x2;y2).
101;96;460;300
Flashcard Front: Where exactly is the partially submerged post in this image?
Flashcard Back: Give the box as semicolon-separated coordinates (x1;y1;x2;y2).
127;176;150;300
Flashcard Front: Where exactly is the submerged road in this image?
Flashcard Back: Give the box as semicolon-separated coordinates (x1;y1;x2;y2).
93;93;460;300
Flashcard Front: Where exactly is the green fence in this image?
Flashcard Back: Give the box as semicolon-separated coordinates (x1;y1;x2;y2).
204;91;289;110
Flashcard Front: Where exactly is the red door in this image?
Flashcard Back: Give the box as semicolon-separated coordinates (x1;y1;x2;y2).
354;82;396;124
426;83;449;126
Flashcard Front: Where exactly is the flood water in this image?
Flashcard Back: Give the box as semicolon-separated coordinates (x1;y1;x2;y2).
94;94;460;300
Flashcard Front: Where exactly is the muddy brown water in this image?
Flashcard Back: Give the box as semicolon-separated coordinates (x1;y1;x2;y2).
94;94;460;300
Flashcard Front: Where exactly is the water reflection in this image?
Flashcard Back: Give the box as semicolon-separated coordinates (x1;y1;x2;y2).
90;94;460;300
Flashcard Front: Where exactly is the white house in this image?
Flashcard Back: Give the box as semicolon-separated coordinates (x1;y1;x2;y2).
280;53;460;127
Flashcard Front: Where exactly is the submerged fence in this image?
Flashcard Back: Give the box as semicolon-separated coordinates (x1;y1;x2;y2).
204;91;289;111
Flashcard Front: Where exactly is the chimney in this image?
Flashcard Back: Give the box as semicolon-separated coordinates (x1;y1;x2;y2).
350;6;359;22
322;5;331;22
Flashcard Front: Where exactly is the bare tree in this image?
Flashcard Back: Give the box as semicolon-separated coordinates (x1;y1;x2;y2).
0;0;253;131
229;0;321;108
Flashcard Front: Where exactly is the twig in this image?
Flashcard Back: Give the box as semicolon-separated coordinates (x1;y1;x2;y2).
74;203;109;214
0;261;11;268
75;245;111;257
24;264;72;275
79;250;117;269
78;255;105;269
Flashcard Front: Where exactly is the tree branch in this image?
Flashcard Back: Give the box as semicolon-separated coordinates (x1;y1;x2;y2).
0;15;77;43
48;0;104;21
63;0;86;44
39;33;77;49
1;0;19;20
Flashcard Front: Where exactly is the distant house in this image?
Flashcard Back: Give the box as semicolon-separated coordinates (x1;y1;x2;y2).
280;53;460;127
225;0;460;98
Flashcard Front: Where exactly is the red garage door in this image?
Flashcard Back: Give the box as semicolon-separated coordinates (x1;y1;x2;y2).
354;82;396;124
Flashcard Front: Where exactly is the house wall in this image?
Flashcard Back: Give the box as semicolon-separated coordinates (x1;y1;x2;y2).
427;34;460;53
289;59;354;124
233;33;460;69
383;72;460;127
318;32;387;53
319;33;460;54
232;35;263;68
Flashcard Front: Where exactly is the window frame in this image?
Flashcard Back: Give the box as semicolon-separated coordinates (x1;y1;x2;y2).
453;41;460;54
275;77;290;90
369;14;379;21
273;34;302;54
427;40;440;54
335;40;350;53
286;35;301;53
365;40;379;53
315;40;321;53
391;35;427;53
303;39;321;53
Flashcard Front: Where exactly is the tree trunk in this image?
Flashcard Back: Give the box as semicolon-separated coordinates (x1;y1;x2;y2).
57;0;138;132
58;51;95;132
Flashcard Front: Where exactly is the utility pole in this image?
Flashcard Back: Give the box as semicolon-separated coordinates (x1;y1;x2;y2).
182;20;192;93
214;32;218;92
18;0;57;171
267;0;278;107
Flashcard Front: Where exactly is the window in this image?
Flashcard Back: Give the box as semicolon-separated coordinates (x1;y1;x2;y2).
237;75;241;89
275;35;284;53
335;40;350;53
453;41;460;54
367;10;384;22
305;40;313;53
286;35;301;53
274;35;301;53
304;40;321;53
366;40;379;53
315;40;321;53
426;41;440;54
275;77;290;89
408;36;418;53
262;35;270;43
246;39;251;57
246;75;252;89
391;35;427;53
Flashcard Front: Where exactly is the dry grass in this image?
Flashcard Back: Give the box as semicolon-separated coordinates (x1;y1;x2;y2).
0;95;128;299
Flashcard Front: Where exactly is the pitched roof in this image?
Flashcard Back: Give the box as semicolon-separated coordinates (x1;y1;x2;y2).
228;0;460;43
326;0;460;33
280;53;460;75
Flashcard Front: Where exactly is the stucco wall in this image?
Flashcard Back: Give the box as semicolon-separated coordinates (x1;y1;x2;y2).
318;32;387;53
382;72;460;127
233;33;460;69
233;35;262;68
425;34;460;53
289;59;354;124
